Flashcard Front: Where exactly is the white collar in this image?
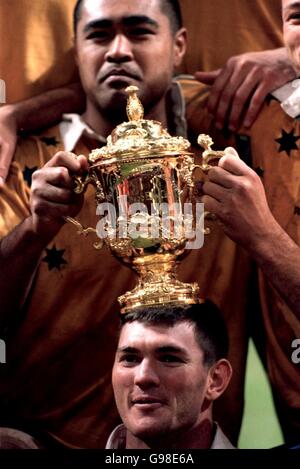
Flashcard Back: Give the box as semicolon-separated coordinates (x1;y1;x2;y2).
59;113;106;152
272;78;300;118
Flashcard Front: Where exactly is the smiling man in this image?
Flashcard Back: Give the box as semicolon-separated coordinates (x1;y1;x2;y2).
108;302;233;449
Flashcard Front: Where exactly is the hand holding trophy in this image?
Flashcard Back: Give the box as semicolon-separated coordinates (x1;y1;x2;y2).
66;86;224;313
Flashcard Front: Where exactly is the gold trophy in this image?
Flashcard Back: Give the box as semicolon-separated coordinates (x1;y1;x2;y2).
66;86;224;313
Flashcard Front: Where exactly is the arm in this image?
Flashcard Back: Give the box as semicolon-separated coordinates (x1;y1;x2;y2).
0;82;85;183
195;47;297;131
202;148;300;319
0;152;88;327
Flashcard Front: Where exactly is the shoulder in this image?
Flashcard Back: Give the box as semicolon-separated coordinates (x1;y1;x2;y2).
0;427;40;449
174;75;226;148
175;75;210;108
13;124;64;171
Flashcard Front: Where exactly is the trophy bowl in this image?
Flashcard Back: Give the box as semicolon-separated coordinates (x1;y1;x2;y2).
66;86;223;313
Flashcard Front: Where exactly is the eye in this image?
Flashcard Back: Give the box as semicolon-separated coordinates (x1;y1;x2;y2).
287;13;300;21
160;354;185;365
129;27;155;38
86;30;111;42
118;353;140;366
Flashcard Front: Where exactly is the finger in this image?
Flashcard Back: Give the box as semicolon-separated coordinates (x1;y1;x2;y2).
33;167;74;189
206;66;232;116
0;166;8;181
242;81;270;128
214;66;247;129
226;68;261;130
203;180;228;202
32;184;77;205
218;153;250;176
0;144;15;181
76;154;89;172
32;199;82;219
224;147;240;159
0;176;4;186
45;151;87;173
202;194;221;214
206;166;237;188
194;70;220;85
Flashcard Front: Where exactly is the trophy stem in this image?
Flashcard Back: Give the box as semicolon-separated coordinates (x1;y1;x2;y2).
118;253;200;313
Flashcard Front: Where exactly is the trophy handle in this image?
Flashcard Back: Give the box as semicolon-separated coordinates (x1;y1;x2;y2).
184;134;225;184
197;134;225;172
185;134;225;234
63;172;104;250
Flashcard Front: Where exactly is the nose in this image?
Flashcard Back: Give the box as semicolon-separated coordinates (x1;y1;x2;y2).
105;34;134;63
134;359;160;389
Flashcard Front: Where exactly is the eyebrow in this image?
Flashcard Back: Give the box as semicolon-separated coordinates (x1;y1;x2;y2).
117;346;139;354
116;345;187;355
83;16;159;34
156;346;186;354
283;1;300;12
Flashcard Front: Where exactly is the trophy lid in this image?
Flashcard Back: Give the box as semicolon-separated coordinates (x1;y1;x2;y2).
89;86;192;164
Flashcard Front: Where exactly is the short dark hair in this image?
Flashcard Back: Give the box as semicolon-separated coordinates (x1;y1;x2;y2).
73;0;182;35
120;300;229;367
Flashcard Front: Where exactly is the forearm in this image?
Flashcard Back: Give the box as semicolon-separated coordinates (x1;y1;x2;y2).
248;220;300;319
0;217;51;327
7;82;85;132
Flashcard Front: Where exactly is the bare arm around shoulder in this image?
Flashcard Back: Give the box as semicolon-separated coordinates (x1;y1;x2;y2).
0;152;88;327
0;82;85;183
202;148;300;320
195;47;297;131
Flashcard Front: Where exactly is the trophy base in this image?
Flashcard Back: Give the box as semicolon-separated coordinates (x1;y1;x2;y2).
118;253;201;314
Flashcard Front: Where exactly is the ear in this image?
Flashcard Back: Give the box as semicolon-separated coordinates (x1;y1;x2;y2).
173;27;187;68
205;359;232;402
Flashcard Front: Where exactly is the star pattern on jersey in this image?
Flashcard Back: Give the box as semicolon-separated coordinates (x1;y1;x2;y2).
275;129;300;156
40;136;60;147
42;245;68;271
23;166;38;187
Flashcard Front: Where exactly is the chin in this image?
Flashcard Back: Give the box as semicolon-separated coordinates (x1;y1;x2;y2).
96;90;128;119
133;428;165;443
128;421;169;442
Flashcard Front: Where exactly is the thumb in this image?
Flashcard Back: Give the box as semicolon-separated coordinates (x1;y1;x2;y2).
77;154;89;172
195;69;220;85
0;176;5;186
224;147;240;159
219;147;246;175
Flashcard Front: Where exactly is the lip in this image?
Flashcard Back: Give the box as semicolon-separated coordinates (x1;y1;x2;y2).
131;396;166;410
100;69;140;83
133;402;163;411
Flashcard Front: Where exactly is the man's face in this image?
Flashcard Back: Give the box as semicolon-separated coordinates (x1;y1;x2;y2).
283;0;300;72
112;321;211;443
75;0;186;117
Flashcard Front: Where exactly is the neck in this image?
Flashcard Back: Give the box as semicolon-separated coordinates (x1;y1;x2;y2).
82;95;170;138
125;419;214;450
